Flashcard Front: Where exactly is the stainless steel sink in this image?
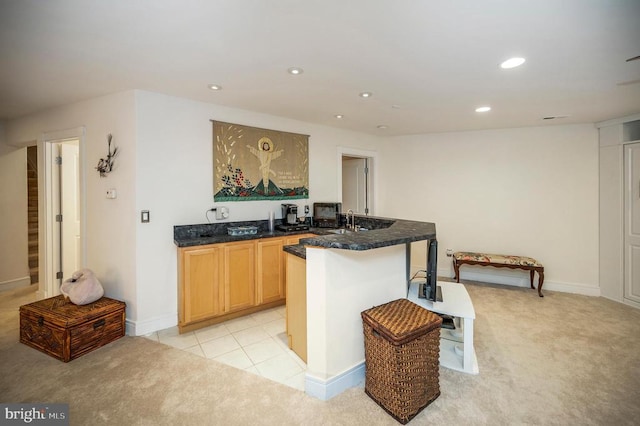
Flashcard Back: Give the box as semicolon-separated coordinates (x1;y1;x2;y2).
326;228;353;234
326;227;368;234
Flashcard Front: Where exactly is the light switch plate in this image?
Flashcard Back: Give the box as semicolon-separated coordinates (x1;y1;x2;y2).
141;210;150;223
106;189;117;199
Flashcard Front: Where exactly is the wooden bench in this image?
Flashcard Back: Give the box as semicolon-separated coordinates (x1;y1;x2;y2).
453;251;545;297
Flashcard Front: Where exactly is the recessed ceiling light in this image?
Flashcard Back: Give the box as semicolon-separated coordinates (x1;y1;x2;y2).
377;125;388;129
335;114;344;119
359;92;373;98
208;84;222;91
287;67;303;75
475;106;491;112
500;57;526;69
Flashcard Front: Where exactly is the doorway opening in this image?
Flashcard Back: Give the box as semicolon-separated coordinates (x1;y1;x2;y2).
26;146;39;285
39;128;86;298
338;147;377;216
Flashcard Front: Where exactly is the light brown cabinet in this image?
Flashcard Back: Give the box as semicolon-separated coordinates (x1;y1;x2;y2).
179;245;223;325
257;238;285;304
223;240;256;313
285;233;316;245
285;252;307;362
178;233;314;333
283;233;314;361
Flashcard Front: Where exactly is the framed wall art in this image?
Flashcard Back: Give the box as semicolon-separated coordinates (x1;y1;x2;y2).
212;121;309;201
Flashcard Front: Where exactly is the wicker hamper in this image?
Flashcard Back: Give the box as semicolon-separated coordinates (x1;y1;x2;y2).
361;298;442;424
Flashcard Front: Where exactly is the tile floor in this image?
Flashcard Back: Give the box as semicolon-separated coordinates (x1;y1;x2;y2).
144;305;307;391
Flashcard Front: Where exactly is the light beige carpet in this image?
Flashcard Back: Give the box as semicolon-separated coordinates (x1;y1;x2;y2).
1;282;639;425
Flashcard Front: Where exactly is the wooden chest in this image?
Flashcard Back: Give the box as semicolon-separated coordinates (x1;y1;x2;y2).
20;295;126;362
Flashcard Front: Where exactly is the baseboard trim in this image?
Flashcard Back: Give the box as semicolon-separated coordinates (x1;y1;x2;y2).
622;297;640;310
430;267;600;297
0;276;31;293
305;362;365;401
543;280;600;297
126;313;177;336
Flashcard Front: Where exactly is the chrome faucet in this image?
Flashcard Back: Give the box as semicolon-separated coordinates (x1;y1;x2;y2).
346;209;355;230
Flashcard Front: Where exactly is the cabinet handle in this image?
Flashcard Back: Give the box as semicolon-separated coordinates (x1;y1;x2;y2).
93;319;106;329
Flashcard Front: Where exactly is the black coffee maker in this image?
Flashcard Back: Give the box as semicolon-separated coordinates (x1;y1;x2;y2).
277;204;309;232
281;204;298;226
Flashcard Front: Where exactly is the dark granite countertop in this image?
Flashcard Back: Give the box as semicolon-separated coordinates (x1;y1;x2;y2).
174;219;321;247
283;244;308;259
175;215;436;260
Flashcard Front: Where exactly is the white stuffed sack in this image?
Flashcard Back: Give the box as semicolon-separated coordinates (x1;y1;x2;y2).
60;268;104;305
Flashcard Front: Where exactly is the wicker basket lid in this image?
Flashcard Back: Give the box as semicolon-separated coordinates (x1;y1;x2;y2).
361;298;442;345
19;295;125;327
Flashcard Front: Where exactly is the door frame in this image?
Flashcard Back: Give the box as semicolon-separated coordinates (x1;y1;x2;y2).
624;141;640;304
37;127;86;299
337;147;378;216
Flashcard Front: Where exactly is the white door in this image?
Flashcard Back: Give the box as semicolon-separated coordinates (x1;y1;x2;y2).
60;140;81;280
342;157;368;214
624;142;640;304
51;140;81;291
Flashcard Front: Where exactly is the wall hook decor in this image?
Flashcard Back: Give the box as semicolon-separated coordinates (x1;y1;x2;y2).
96;133;118;177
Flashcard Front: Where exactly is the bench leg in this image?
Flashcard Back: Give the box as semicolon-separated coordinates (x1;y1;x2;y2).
453;259;460;283
529;270;534;289
538;269;545;297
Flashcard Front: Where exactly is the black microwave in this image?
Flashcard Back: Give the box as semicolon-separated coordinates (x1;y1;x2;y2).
313;202;342;228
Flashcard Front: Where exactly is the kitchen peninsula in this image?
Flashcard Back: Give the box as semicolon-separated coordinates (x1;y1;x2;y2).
174;215;436;400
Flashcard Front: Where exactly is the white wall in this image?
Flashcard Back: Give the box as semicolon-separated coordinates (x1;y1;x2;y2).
599;141;623;302
4;91;138;316
377;124;600;295
133;90;384;333
0;120;30;290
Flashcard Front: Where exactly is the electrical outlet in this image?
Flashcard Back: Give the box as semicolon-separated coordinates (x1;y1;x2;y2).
216;206;229;220
446;248;453;257
304;205;310;214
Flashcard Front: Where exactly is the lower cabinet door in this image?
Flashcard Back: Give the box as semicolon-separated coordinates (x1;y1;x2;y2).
257;238;285;304
223;241;256;312
183;246;223;323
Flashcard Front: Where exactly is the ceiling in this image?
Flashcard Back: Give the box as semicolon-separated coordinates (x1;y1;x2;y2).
1;0;639;136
